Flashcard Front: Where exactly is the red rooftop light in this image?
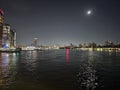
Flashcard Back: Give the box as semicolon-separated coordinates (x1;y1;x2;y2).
0;8;4;15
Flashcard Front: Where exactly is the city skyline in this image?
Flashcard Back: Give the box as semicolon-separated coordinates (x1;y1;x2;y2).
0;0;120;45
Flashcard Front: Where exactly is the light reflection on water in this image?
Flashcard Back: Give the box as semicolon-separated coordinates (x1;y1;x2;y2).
19;51;38;73
0;50;120;90
66;49;70;62
0;53;19;90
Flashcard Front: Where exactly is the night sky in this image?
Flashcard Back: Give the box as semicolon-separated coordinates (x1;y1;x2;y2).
0;0;120;45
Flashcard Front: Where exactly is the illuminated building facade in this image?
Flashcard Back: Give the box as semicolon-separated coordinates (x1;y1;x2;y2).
0;8;4;47
2;24;10;48
2;24;16;48
0;9;16;48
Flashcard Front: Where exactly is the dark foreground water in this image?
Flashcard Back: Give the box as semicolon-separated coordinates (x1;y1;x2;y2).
0;49;120;90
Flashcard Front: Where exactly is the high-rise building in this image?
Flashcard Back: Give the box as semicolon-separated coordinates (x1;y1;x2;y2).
2;24;16;48
0;8;4;47
33;38;38;47
0;9;16;48
10;30;16;47
2;24;11;48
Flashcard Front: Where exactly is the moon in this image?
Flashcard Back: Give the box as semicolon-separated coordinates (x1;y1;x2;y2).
87;10;92;15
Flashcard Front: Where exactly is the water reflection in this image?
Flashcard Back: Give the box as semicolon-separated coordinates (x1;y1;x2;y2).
77;64;98;90
66;49;70;62
20;51;38;72
77;51;98;90
0;50;120;90
0;53;19;89
24;50;38;60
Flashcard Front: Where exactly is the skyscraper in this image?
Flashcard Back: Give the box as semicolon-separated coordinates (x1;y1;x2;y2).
2;24;16;48
0;8;4;47
33;38;38;47
2;24;11;48
10;30;16;47
0;9;16;48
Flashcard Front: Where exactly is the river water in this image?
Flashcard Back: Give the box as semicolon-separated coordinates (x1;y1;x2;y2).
0;49;120;90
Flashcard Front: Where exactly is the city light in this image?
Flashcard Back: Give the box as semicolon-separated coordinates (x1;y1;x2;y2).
3;44;9;48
